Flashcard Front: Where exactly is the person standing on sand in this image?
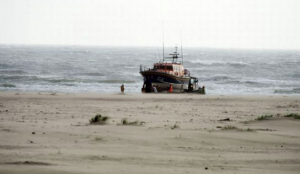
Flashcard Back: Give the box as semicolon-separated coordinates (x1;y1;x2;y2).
153;85;158;93
169;84;173;93
144;77;152;93
121;84;125;93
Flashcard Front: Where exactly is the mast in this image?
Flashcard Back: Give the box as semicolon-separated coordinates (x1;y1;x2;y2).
163;22;165;62
180;30;183;65
156;46;161;62
163;46;180;63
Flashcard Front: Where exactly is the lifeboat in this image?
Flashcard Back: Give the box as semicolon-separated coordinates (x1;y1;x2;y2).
140;47;199;93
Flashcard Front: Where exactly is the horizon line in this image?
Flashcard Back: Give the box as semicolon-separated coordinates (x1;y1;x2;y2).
0;43;299;51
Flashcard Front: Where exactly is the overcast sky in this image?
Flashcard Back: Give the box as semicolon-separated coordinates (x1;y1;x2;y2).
0;0;299;49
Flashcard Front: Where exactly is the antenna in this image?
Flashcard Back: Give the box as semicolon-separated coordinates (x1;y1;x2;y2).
155;54;158;63
180;29;183;65
156;46;161;62
163;22;165;62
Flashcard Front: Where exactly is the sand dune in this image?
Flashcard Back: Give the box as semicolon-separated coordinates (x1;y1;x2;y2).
0;92;300;174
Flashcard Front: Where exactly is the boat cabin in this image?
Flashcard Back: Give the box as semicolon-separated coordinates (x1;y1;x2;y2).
153;63;189;77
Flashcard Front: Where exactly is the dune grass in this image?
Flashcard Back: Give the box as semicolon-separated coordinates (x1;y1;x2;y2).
89;114;109;125
119;118;145;126
256;114;273;121
245;128;254;132
222;125;238;130
220;125;254;132
171;124;180;129
94;136;102;141
284;113;300;119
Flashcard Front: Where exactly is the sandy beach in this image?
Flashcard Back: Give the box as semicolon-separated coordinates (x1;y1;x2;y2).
0;92;300;174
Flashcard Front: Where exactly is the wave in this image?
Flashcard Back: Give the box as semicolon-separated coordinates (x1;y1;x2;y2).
0;75;137;85
74;72;106;77
0;63;13;69
219;80;266;86
0;75;79;83
0;83;16;88
200;75;235;82
274;88;300;94
97;80;136;84
0;69;27;74
228;62;248;67
186;60;249;67
46;78;136;84
292;73;300;78
200;76;271;88
46;79;77;83
0;75;39;80
61;83;77;86
187;60;223;65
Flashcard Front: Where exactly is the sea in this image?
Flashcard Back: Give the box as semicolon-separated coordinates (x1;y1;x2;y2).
0;45;300;95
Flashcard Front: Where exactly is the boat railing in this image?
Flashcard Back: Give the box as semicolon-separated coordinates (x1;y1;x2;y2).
140;64;158;72
140;64;148;72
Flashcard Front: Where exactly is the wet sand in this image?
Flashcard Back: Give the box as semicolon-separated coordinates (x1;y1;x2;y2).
0;92;300;174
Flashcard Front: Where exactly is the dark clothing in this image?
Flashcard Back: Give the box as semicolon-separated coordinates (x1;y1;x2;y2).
144;78;152;93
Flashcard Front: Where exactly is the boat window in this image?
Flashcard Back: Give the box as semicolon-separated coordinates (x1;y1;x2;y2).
167;66;173;70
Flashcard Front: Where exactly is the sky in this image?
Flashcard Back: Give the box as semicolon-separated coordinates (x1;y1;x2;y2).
0;0;300;49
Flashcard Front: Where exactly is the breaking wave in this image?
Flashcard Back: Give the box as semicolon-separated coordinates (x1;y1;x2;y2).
200;75;235;82
74;72;106;77
186;60;249;67
97;80;136;84
274;88;300;94
219;80;268;87
0;83;16;88
0;69;27;74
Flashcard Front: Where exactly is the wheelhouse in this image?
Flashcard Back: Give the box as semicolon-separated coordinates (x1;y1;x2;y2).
153;63;186;77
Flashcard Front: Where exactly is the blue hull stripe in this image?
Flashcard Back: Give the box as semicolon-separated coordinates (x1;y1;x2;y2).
140;72;190;84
